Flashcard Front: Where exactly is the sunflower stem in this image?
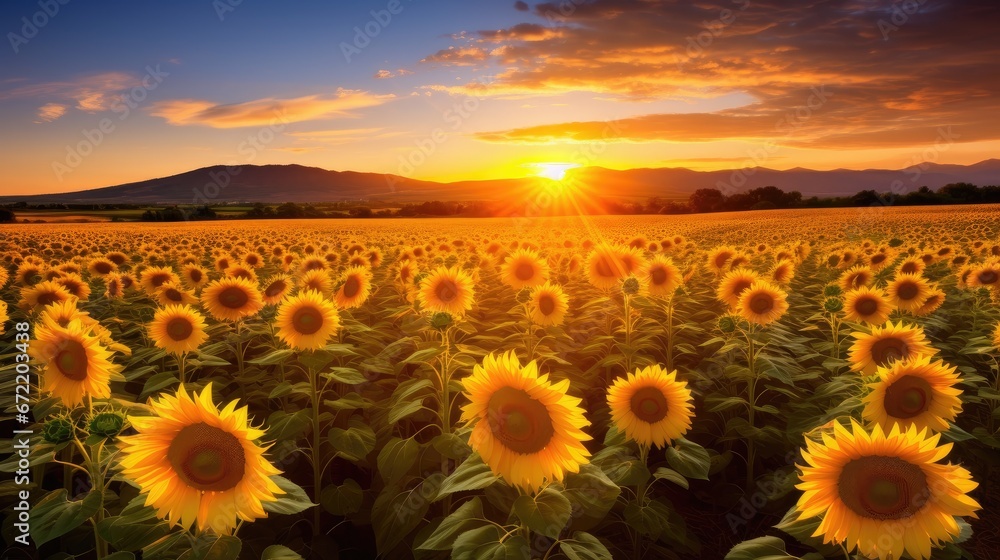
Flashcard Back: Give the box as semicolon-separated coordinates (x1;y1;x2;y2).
745;324;757;492
308;362;323;530
178;353;187;386
664;296;675;373
632;444;651;560
623;294;633;374
439;326;454;516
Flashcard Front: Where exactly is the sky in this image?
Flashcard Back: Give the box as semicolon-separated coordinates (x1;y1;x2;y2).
1;0;998;195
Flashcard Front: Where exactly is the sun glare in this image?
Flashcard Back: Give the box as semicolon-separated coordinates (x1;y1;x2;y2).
533;162;580;181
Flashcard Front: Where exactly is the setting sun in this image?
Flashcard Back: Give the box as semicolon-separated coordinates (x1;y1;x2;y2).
533;162;580;182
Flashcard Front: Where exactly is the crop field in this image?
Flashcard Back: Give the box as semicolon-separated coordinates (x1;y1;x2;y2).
1;206;999;560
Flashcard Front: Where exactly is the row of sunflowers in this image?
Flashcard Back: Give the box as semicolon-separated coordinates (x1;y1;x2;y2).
1;208;998;559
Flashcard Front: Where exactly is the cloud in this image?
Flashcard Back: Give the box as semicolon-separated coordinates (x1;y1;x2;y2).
0;72;137;112
149;89;395;128
375;68;414;79
418;0;1000;149
514;1;529;11
34;103;67;123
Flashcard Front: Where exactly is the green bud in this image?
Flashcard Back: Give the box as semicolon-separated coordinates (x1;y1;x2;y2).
515;288;532;304
413;272;429;287
89;412;126;439
622;277;640;295
43;418;74;444
823;284;842;297
718;316;737;333
824;297;844;313
430;312;454;330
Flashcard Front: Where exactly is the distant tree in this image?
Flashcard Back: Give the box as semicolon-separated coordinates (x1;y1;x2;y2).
688;188;725;213
349;207;373;218
0;208;15;222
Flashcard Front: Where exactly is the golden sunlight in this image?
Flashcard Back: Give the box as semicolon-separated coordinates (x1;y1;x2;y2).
532;162;580;182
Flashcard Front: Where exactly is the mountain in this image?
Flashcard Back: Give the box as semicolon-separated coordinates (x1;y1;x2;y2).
3;160;1000;205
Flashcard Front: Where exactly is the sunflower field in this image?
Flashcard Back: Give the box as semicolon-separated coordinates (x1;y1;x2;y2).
1;207;999;560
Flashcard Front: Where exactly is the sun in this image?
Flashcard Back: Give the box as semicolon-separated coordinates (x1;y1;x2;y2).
533;162;579;181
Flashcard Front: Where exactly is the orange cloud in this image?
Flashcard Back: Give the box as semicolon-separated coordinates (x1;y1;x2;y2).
0;72;137;112
34;103;67;123
149;89;394;128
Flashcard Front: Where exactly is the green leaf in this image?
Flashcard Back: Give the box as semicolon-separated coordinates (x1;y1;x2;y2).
724;536;796;560
387;399;429;424
263;476;316;515
512;486;572;539
653;467;689;489
261;545;304;560
325;367;369;384
31;489;103;546
430;432;472;460
560;532;613;560
417;497;490;551
328;419;376;462
98;502;173;551
324;392;371;412
264;409;311;442
372;475;443;555
178;534;242;560
320;479;364;516
623;499;672;539
452;525;529;560
104;553;135;560
665;438;711;480
402;346;443;365
435;453;498;501
590;445;650;486
562;464;621;523
377;436;419;484
248;348;296;365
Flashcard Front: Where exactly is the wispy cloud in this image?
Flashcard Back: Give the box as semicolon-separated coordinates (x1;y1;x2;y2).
34;103;67;123
149;89;395;128
0;72;137;112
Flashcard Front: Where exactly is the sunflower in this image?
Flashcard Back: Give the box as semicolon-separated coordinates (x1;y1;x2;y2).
862;355;962;433
868;250;893;272
36;299;86;332
30;320;115;407
848;321;937;375
641;256;682;298
460;352;591;492
200;276;264;322
887;273;931;313
118;384;284;533
896;256;925;276
87;257;118;277
607;365;694;449
617;246;647;277
19;280;74;312
156;282;199;306
585;244;627;289
261;274;293;305
737;280;788;326
149;305;209;356
418;266;475;316
181;264;210;290
912;287;945;317
16;261;45;286
770;259;796;285
842;286;892;325
0;301;8;334
501;248;550;290
716;268;761;309
275;290;340;350
967;261;1000;290
396;260;419;288
224;265;258;283
140;266;181;296
242;251;265;269
795;420;980;560
104;273;125;299
529;282;569;326
707;246;737;274
839;265;873;291
334;266;372;309
54;273;91;301
298;268;334;297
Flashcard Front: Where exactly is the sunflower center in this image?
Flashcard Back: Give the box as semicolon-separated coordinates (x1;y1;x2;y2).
515;262;536;281
855;297;879;316
168;423;246;492
55;339;88;381
343;276;361;298
292;306;324;335
595;257;616;278
264;280;287;298
434;279;459;303
37;292;62;306
94;262;112;274
870;337;907;366
896;282;919;301
190;269;203;282
164;288;182;302
232;269;253;281
731;280;753;298
899;262;917;274
978;270;998;285
166;317;194;341
486;386;554;454
650;267;668;286
538;294;556;316
838;456;928;520
884;375;932;418
715;253;731;269
748;293;774;314
218;286;249;309
151;273;171;288
871;254;886;265
630;386;668;423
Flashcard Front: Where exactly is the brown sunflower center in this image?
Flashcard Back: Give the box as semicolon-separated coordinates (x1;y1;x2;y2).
37;291;63;306
538;294;556;316
164;288;182;302
731;280;753;299
231;269;253;281
855;297;879;317
884;375;932;418
218;286;250;309
264;280;287;298
166;317;194;341
900;262;918;274
871;254;886;265
189;269;203;282
630;386;668;423
650;267;668;286
715;252;732;269
595;256;616;278
292;306;324;335
486;386;554;454
748;293;774;314
168;423;246;492
870;337;907;366
434;279;459;303
838;456;928;520
514;262;536;282
978;270;999;285
896;281;919;301
343;276;361;298
55;339;88;381
94;262;112;274
150;273;171;288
